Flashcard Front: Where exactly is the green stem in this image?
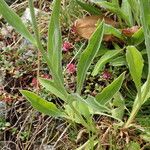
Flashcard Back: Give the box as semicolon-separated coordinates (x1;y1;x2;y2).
124;75;150;128
124;103;141;128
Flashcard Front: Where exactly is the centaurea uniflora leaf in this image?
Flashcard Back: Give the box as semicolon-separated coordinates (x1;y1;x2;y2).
96;72;125;105
92;50;122;76
126;46;144;91
77;20;104;94
20;90;64;117
0;0;36;45
47;0;63;82
76;0;101;15
39;78;67;102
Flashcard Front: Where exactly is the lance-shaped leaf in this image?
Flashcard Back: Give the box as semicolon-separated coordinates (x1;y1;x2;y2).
104;24;124;40
72;94;109;113
92;1;130;26
47;0;63;81
126;46;144;90
131;27;144;45
96;72;125;105
20;90;64;117
92;50;122;76
39;78;67;102
76;0;101;15
77;21;104;93
0;0;36;45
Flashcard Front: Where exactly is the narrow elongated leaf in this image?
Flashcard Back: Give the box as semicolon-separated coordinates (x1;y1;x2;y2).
126;46;144;90
104;24;124;40
96;72;125;105
76;0;101;15
131;27;144;45
92;50;121;76
39;78;67;102
139;0;150;63
86;96;110;112
127;0;140;25
77;21;104;93
47;0;63;81
121;0;133;26
0;0;36;45
93;1;130;26
73;94;109;112
20;90;64;117
110;55;126;67
139;0;150;103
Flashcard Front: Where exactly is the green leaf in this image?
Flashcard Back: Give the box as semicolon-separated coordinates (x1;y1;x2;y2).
96;72;125;105
92;50;121;76
64;101;88;124
45;0;67;95
113;92;125;107
131;27;144;45
127;0;140;25
126;46;144;90
121;0;133;26
86;96;110;112
93;1;131;26
111;106;124;120
0;0;36;45
110;55;126;67
139;0;150;65
104;24;124;40
111;93;125;120
77;21;104;93
20;90;64;117
76;0;101;15
73;94;110;112
39;78;67;102
47;0;63;81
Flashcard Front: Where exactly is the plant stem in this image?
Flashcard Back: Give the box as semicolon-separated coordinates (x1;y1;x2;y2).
124;103;141;128
124;75;150;128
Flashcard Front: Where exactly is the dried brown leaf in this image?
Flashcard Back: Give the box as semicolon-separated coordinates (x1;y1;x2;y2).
74;15;118;39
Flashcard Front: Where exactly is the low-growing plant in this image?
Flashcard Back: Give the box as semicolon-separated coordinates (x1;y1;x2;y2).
0;0;150;149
